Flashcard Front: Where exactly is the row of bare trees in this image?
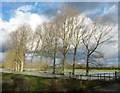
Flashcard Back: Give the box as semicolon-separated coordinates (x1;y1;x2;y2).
4;5;116;75
6;25;32;71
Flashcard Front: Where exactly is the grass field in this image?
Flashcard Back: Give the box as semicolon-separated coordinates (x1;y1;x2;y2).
64;69;118;73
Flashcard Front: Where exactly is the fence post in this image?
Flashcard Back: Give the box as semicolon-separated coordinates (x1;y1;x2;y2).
97;74;99;80
109;73;110;80
90;75;92;80
89;75;91;81
100;74;101;80
115;71;117;80
104;73;105;80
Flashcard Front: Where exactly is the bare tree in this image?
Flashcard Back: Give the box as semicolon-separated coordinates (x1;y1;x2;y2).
44;21;59;74
35;21;60;74
10;24;32;71
81;19;116;75
29;24;43;63
32;22;57;72
55;5;80;75
30;22;50;63
89;51;105;67
70;15;85;75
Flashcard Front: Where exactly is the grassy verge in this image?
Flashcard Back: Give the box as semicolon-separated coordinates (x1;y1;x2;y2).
2;72;119;91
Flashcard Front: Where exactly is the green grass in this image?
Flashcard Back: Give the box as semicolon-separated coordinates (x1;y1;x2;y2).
0;72;2;76
2;72;53;91
2;72;119;91
64;69;118;73
90;69;118;72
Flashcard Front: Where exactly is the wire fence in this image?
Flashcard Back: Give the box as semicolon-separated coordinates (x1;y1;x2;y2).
67;71;120;81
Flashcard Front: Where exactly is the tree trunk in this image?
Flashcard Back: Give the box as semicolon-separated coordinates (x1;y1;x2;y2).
15;61;18;71
72;47;77;75
17;60;20;71
53;50;56;74
17;62;20;71
62;54;66;75
86;54;90;75
45;53;48;72
40;56;42;62
20;53;25;72
20;61;24;72
53;39;57;74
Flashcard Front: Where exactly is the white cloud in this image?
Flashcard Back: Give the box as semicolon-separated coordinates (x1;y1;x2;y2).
17;5;33;12
34;2;38;6
1;7;47;32
13;7;47;30
99;40;118;59
0;18;9;43
81;8;98;16
0;5;47;44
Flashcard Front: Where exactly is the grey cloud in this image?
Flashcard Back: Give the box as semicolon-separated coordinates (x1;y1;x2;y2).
67;2;100;12
64;2;117;24
40;8;58;17
118;2;120;24
97;15;117;25
0;41;9;52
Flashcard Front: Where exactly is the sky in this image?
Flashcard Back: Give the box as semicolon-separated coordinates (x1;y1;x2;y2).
0;1;118;66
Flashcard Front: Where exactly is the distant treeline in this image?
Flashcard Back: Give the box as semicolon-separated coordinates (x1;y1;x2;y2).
50;64;120;70
76;64;120;70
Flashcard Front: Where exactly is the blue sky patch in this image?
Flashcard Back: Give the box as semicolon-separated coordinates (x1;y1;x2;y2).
2;2;116;21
